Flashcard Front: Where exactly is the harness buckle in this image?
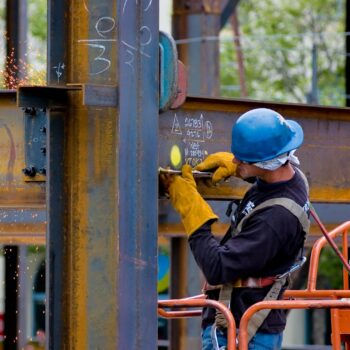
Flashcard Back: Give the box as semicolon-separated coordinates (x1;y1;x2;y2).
276;256;307;279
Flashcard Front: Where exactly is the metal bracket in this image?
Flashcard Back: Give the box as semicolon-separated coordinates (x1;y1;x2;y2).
18;84;118;182
17;84;118;108
22;107;47;182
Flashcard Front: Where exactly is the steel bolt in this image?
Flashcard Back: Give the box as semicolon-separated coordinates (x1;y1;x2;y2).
24;107;36;116
22;167;36;177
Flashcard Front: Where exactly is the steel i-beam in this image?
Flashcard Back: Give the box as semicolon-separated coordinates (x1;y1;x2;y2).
43;1;159;348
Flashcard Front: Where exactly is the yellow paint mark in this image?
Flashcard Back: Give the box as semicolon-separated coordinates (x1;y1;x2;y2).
170;145;182;169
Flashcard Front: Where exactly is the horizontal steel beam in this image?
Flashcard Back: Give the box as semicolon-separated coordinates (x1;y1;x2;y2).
160;97;350;203
18;85;118;108
0;93;349;246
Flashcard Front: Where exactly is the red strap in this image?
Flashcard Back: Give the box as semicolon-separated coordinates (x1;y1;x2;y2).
241;277;276;288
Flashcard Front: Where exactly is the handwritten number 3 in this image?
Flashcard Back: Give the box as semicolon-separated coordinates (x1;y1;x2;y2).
87;44;111;75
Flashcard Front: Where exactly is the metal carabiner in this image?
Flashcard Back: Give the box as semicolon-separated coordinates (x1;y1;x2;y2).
210;324;221;350
210;325;228;350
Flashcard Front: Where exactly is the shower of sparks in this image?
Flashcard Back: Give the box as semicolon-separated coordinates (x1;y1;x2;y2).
0;42;46;89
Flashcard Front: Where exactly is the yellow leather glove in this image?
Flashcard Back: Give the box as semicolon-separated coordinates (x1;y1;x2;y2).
168;165;218;235
195;152;237;184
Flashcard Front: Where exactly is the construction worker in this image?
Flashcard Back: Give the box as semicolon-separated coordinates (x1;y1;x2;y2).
161;108;310;350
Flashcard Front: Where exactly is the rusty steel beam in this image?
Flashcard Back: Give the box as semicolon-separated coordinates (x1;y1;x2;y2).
0;207;45;245
45;0;159;349
173;1;221;96
160;97;350;203
0;91;45;207
5;0;27;88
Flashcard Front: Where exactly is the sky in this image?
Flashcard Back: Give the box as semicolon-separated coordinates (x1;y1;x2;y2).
159;0;171;33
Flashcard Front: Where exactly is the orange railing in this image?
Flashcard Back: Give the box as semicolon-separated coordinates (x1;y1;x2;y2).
158;296;237;350
239;299;350;349
284;220;350;299
240;221;350;349
158;221;350;349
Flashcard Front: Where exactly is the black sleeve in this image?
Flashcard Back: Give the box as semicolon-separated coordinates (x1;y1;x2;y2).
188;207;292;285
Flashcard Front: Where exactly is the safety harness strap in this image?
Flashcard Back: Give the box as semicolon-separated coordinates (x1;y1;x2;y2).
215;283;233;329
214;193;310;344
235;197;310;235
246;276;287;343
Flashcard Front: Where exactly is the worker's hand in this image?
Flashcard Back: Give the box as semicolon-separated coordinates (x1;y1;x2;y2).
166;165;218;235
195;152;237;184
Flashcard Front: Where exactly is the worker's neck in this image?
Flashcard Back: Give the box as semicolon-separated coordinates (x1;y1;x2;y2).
259;163;295;183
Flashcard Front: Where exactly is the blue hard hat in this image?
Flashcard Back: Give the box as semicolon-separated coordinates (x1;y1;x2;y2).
231;108;304;163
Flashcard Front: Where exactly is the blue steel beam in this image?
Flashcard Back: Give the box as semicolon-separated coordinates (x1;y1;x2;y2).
118;1;159;348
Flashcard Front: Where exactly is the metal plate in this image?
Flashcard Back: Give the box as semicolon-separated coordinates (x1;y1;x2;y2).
160;97;350;203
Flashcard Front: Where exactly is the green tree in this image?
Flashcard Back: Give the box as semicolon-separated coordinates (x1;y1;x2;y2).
28;0;47;42
318;247;343;289
220;0;345;106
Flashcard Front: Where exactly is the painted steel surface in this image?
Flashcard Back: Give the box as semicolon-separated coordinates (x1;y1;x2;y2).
0;91;45;243
160;97;350;202
47;0;120;347
118;1;159;349
173;1;220;96
0;91;45;206
45;0;159;349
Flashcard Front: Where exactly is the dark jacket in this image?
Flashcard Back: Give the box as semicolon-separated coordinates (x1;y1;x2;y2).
188;168;309;333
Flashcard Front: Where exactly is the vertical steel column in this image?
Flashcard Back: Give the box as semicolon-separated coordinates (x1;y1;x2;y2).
18;247;29;350
5;0;27;88
171;2;221;348
173;0;221;96
46;0;159;348
46;1;68;348
118;1;159;348
170;238;187;349
4;3;27;348
4;246;18;350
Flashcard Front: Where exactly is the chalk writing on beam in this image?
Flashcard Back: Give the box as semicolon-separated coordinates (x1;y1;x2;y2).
83;43;111;75
140;26;152;46
122;40;151;58
53;62;65;83
122;0;127;14
83;0;89;12
124;50;135;74
95;17;116;38
123;0;153;14
78;39;116;43
141;0;153;11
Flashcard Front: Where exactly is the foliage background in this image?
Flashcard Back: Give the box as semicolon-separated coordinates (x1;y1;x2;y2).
220;0;345;106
